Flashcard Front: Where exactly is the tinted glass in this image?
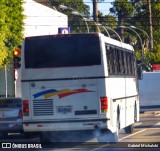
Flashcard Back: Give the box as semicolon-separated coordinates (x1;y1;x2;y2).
25;34;101;68
106;44;135;76
0;98;22;108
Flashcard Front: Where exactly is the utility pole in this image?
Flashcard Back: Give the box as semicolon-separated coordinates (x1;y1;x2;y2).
93;0;98;23
147;0;153;50
93;0;99;32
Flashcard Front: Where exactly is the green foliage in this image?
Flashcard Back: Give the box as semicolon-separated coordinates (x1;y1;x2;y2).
109;0;160;65
0;0;24;68
144;50;160;64
110;0;134;24
50;0;90;33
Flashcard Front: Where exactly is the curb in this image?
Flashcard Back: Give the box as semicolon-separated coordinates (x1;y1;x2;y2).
140;110;160;117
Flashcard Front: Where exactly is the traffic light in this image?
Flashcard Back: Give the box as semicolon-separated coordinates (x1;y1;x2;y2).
13;48;21;69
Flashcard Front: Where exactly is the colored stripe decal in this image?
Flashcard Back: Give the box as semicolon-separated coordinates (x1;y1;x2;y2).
33;88;95;99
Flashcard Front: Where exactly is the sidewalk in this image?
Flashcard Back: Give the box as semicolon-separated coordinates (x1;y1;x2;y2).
140;110;160;117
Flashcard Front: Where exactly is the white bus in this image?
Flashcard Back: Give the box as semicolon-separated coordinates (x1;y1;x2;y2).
21;33;140;143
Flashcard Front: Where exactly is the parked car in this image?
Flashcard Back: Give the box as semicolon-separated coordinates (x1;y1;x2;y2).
0;97;23;137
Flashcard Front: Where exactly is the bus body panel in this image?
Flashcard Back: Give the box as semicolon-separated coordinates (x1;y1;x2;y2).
30;80;99;120
21;33;139;138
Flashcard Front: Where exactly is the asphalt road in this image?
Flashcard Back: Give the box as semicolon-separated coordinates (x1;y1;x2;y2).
0;111;160;151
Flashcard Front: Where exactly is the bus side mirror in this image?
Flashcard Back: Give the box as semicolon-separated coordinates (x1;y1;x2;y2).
137;66;143;80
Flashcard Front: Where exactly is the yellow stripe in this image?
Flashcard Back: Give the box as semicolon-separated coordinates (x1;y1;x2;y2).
44;89;77;99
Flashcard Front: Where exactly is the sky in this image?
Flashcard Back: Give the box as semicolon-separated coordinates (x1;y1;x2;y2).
83;0;114;15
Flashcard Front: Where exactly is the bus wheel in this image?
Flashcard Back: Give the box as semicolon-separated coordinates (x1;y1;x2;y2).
124;124;134;134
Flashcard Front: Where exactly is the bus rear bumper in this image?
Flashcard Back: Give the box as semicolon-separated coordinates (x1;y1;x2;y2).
23;118;109;132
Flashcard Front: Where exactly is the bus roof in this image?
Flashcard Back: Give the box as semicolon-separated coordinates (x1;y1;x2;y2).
24;32;134;52
98;32;134;51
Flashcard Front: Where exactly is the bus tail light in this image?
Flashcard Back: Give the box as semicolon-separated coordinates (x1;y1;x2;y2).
23;100;29;116
100;97;108;113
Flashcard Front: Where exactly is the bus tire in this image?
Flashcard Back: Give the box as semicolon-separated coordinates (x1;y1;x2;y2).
124;124;134;134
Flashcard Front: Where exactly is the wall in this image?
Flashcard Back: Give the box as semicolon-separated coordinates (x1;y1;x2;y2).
0;0;68;98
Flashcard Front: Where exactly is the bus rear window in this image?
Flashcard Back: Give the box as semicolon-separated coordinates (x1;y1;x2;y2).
25;34;101;68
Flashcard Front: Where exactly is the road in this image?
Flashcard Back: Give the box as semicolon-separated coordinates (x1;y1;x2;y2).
0;111;160;150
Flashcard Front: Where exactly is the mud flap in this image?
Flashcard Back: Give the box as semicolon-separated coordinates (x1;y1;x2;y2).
96;130;118;143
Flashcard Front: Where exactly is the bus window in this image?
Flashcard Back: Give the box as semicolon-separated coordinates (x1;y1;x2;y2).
25;35;101;68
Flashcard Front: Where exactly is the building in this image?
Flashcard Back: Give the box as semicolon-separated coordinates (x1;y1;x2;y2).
0;0;68;97
23;0;68;37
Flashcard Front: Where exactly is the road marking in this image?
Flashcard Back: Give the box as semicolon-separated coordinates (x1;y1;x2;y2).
91;129;147;151
151;122;160;128
119;128;147;141
154;122;160;125
134;122;142;126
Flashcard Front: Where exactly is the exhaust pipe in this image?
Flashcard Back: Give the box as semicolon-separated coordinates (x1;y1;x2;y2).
94;123;100;129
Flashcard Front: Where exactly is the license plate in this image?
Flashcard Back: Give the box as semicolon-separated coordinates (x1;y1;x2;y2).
57;106;72;114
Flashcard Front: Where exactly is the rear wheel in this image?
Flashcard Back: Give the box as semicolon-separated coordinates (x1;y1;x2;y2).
124;103;136;134
124;124;134;134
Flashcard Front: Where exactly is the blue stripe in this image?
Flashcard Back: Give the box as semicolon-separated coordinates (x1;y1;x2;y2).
33;89;58;98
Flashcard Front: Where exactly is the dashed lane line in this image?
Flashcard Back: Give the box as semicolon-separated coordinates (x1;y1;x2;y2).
119;128;147;141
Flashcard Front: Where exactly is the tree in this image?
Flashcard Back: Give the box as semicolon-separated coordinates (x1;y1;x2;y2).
50;0;90;33
0;0;24;68
0;0;8;68
110;0;134;41
110;0;134;25
129;0;160;66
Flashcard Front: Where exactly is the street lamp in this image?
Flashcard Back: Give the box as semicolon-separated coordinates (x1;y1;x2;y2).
130;26;151;51
59;4;68;10
72;11;89;33
84;19;101;32
59;5;89;33
97;24;122;42
105;26;122;42
119;26;144;63
97;23;110;37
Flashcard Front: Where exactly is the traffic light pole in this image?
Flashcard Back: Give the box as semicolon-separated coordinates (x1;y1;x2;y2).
5;65;8;98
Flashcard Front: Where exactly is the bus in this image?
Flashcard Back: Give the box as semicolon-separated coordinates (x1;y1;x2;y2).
21;33;141;143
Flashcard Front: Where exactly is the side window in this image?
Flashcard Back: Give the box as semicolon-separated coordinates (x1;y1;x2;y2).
125;51;135;76
121;50;126;74
106;44;136;76
117;48;122;74
106;45;112;74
